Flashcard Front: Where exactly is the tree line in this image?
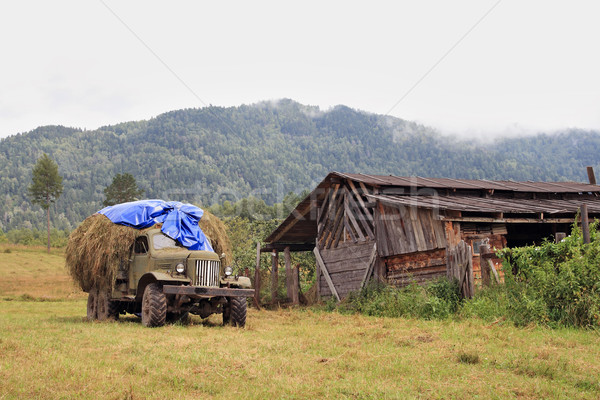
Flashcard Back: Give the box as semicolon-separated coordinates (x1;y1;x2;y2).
1;99;599;234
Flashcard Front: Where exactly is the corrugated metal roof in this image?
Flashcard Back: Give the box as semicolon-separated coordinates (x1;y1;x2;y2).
335;172;600;193
367;194;600;214
264;171;600;245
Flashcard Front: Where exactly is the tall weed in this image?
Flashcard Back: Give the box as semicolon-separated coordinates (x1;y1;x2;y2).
335;278;461;320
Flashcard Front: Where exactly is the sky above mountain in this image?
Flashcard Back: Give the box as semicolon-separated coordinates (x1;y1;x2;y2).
1;0;599;139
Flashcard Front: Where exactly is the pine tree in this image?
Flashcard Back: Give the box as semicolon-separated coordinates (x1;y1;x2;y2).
28;153;63;253
103;173;144;206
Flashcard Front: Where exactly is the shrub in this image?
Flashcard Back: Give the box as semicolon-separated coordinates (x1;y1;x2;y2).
498;221;600;328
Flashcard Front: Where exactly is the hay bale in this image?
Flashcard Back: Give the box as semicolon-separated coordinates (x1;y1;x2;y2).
199;210;232;266
66;210;232;292
66;214;137;292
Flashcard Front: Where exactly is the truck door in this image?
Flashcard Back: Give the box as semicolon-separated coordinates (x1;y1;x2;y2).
130;236;149;291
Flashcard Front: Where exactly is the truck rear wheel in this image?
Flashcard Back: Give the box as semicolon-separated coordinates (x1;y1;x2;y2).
96;288;113;321
86;287;98;321
141;283;167;327
224;297;247;328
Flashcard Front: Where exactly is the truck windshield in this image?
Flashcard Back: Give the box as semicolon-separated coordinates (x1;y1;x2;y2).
152;233;182;250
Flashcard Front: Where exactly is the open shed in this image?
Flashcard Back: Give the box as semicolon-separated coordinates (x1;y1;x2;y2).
264;171;600;300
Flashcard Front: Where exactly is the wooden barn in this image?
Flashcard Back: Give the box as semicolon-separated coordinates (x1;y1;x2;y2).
263;171;600;300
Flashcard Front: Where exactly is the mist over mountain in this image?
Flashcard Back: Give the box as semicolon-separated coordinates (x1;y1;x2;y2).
1;99;599;231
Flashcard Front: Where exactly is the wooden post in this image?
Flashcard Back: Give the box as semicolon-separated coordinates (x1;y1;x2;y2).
271;250;279;305
315;237;321;300
466;245;474;298
587;166;597;185
581;204;590;244
479;244;491;288
313;246;340;302
291;265;300;305
253;242;261;309
555;232;566;243
284;246;292;301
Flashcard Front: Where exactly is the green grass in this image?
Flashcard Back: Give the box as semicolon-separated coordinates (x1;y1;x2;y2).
1;245;600;399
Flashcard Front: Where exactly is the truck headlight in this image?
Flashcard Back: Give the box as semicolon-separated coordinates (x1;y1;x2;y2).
176;263;185;274
224;266;233;276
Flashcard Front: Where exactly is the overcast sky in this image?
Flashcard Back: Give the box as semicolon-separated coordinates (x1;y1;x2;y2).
1;1;599;139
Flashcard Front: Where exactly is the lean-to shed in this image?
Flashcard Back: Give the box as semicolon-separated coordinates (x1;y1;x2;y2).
264;172;600;300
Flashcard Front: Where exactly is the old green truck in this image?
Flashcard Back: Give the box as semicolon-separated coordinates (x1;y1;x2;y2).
85;227;253;327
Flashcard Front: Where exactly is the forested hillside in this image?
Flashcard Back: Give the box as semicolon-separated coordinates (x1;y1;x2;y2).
1;99;599;231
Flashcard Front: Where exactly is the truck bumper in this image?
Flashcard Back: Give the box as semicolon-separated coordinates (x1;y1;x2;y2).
163;285;255;298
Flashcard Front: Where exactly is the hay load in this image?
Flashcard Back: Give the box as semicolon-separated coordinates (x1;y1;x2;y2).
66;213;137;292
199;210;232;265
66;202;232;292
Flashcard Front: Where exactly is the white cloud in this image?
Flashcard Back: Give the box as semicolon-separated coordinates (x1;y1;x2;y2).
0;0;599;139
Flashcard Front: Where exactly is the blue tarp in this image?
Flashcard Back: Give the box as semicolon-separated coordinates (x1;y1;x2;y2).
98;200;214;252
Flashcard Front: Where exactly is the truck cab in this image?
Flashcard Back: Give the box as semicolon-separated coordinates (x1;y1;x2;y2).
89;228;253;328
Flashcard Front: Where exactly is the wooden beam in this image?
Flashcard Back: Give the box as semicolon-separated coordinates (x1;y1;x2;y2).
285;246;293;301
346;189;375;238
313;247;340;301
269;202;312;243
582;204;590;244
271;250;279;305
326;195;345;249
253;242;261;309
345;190;366;242
261;242;315;252
360;243;378;289
315;238;321;300
439;216;575;224
292;265;300;305
587;166;597;185
479;244;491;287
347;179;371;217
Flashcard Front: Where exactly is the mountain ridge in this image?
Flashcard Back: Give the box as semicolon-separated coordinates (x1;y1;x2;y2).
1;99;599;231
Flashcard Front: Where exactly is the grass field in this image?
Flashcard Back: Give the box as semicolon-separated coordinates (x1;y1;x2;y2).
1;244;600;399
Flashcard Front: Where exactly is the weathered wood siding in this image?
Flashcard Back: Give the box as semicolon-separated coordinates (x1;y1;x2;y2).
317;181;375;249
385;248;447;286
318;240;376;298
460;224;507;283
375;203;447;257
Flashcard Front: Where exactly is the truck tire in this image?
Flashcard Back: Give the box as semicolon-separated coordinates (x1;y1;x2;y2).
96;288;111;321
141;283;167;327
87;287;98;321
108;301;121;321
227;297;247;328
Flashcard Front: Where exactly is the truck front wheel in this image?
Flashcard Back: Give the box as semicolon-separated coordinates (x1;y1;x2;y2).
141;283;167;327
224;297;247;328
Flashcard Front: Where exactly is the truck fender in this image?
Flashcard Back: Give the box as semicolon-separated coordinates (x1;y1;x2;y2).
136;272;191;301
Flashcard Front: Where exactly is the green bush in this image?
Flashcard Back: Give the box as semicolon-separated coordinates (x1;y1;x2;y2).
499;221;600;328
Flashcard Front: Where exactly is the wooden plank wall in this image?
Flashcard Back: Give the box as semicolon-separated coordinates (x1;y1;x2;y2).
317;180;375;249
375;203;446;257
318;240;376;299
386;248;447;286
460;224;507;283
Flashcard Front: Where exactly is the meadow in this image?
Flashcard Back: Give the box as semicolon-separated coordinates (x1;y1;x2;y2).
1;244;599;399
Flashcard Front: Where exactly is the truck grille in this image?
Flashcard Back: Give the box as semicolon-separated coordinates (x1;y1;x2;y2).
194;260;220;287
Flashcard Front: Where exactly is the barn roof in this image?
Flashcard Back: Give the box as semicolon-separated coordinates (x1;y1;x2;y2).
263;171;600;250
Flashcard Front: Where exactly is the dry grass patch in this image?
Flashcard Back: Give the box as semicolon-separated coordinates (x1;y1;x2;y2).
1;245;600;399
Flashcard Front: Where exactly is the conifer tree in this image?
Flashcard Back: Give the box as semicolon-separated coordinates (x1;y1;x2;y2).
28;153;63;253
103;173;144;206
